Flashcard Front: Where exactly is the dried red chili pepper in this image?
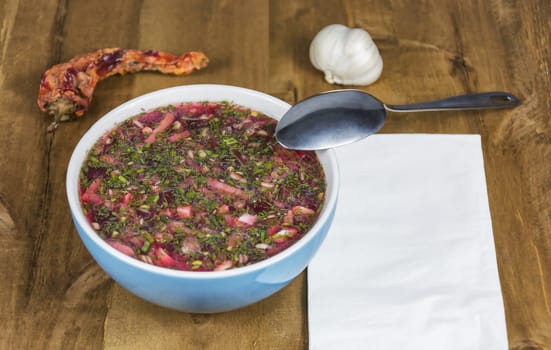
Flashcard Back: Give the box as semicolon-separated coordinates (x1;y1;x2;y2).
37;48;209;131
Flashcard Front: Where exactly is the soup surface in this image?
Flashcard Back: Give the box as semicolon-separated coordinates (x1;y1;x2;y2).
80;101;325;271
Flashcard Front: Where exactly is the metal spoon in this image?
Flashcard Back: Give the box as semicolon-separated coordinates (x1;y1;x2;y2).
275;90;521;150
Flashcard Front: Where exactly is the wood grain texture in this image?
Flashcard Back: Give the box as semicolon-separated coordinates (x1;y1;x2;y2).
0;0;549;349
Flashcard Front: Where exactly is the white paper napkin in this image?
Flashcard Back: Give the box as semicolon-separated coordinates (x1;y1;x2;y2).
308;134;507;350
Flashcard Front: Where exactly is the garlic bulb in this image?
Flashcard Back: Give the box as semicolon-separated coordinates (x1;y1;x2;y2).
309;24;383;86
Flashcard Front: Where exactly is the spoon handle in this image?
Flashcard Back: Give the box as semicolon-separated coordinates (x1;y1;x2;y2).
384;91;521;113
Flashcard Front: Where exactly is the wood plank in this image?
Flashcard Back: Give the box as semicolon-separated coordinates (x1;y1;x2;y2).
134;0;269;93
0;0;66;348
104;275;306;350
440;0;551;346
0;0;145;348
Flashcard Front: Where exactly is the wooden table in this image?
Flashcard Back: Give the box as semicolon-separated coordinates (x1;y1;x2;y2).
1;0;549;348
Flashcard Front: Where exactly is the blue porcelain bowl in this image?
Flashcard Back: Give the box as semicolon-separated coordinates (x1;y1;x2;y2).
66;84;339;313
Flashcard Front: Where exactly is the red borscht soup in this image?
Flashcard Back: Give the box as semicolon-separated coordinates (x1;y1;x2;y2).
80;101;325;271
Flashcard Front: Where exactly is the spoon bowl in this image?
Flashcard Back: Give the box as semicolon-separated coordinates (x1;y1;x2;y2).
275;90;521;150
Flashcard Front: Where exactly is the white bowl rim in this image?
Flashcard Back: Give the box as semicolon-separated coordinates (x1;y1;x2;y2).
66;84;339;279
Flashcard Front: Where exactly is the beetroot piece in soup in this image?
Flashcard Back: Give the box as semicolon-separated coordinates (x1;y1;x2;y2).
79;101;326;271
